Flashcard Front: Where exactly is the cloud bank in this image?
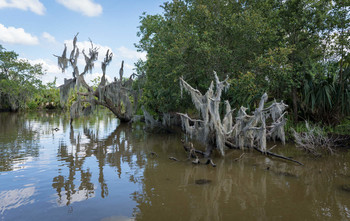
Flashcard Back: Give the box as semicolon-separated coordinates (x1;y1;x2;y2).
0;0;45;15
42;32;56;43
116;46;147;61
0;24;39;45
56;0;102;17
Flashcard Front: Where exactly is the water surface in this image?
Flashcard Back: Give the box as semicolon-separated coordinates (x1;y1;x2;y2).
0;110;350;220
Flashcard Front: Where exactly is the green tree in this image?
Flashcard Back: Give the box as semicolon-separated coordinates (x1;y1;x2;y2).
136;0;276;113
136;0;349;125
0;45;44;111
300;0;350;124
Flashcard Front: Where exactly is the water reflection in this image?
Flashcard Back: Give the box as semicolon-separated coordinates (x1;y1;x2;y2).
0;186;35;215
0;111;68;172
53;121;147;206
130;146;350;221
0;111;350;220
0;112;40;171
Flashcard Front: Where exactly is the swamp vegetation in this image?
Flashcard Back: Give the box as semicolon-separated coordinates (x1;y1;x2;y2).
1;0;350;219
0;111;350;220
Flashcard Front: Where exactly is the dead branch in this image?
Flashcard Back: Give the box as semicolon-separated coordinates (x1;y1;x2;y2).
169;157;179;161
233;153;246;161
205;158;217;167
179;73;288;158
253;147;304;166
56;34;137;124
293;122;336;156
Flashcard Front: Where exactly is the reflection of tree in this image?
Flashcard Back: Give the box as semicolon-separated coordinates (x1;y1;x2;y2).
53;124;95;206
0;110;70;172
3;111;350;219
131;145;350;221
52;119;147;205
0;112;40;171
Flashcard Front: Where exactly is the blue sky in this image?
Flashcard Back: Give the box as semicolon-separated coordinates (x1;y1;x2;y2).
0;0;164;85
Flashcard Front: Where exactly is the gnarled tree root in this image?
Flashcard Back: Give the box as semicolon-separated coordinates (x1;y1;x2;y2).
181;140;216;167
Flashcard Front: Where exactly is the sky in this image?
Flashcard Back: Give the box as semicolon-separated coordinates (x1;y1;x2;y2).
0;0;165;85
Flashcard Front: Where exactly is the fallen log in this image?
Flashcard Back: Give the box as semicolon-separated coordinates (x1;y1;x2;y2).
225;141;303;166
253;147;304;166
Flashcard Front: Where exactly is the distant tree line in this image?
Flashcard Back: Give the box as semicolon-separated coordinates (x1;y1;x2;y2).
0;45;59;111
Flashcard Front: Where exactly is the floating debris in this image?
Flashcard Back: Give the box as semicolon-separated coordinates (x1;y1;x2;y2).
169;157;179;161
149;152;158;158
195;179;212;185
340;184;350;193
274;171;298;178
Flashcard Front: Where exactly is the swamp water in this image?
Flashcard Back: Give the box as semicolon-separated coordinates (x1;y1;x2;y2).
0;110;350;221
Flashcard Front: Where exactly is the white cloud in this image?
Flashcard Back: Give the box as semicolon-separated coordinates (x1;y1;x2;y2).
116;46;147;61
28;58;61;75
0;0;45;15
42;32;56;43
26;58;64;85
56;0;102;17
0;24;39;45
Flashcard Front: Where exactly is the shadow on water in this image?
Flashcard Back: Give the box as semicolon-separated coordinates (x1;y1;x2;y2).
0;110;350;220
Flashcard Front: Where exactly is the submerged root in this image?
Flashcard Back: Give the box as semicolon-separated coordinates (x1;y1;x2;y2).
180;140;216;167
195;179;212;185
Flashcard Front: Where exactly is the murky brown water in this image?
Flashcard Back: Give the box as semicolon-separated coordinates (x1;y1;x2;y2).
0;110;350;221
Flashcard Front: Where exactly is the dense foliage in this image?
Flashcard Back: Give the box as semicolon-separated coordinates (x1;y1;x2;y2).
0;45;60;111
0;45;44;110
136;0;350;125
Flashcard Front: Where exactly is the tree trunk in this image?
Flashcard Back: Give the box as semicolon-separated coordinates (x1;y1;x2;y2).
292;86;298;122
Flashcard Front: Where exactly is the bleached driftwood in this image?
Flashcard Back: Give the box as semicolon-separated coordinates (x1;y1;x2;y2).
55;34;138;123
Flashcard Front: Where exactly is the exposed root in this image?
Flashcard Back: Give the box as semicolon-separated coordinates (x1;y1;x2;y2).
192;158;200;164
169;157;179;161
181;140;216;167
205;158;217;167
